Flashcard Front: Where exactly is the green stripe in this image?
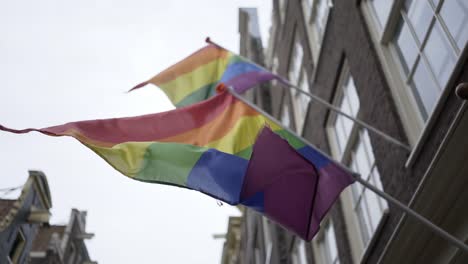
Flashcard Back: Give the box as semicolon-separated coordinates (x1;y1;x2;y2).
136;142;208;187
174;56;244;108
235;147;253;159
227;55;243;64
233;129;306;159
175;82;218;108
274;129;306;149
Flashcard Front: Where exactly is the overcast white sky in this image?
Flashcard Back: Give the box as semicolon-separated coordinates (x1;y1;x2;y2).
0;1;271;263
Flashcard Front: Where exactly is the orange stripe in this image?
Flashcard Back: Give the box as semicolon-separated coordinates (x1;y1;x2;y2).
148;45;230;85
159;100;258;146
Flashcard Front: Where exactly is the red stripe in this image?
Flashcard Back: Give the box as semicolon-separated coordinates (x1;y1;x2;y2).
127;81;149;93
37;90;236;146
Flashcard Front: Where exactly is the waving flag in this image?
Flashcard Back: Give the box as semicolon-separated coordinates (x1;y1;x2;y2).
0;88;353;240
242;126;354;240
130;43;285;107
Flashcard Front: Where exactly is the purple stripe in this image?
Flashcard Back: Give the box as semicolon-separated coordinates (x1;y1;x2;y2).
220;61;263;82
307;163;355;239
240;127;319;240
224;71;281;93
240;126;354;241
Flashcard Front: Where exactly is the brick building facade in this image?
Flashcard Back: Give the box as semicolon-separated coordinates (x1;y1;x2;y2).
228;1;468;263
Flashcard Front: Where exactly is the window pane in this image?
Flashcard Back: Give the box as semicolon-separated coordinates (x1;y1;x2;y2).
363;189;382;231
326;224;338;260
356;201;372;243
345;76;360;116
319;222;340;264
411;58;440;119
355;141;372;177
298;74;311;114
440;0;468;51
303;0;313;22
370;168;389;210
370;0;394;29
351;180;364;203
282;105;291;127
394;19;419;75
314;0;331;37
300;94;310;114
361;130;376;162
334;116;347;154
405;0;434;42
341;115;353;140
296;240;308;264
424;21;457;87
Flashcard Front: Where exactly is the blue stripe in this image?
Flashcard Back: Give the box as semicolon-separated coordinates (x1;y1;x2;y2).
297;146;330;169
220;61;263;83
186;149;248;204
240;191;264;212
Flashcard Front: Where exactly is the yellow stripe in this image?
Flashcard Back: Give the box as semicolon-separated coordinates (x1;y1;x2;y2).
205;115;282;154
80;115;283;178
158;57;230;104
87;141;152;178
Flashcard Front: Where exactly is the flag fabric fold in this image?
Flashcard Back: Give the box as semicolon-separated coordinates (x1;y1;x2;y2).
130;44;285;107
0;89;353;240
241;126;355;240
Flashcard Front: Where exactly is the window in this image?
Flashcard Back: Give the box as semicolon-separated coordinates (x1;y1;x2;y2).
326;63;388;250
349;130;388;246
288;37;304;85
302;0;314;23
8;230;26;264
313;0;333;41
369;0;394;30
317;221;340;264
293;72;311;134
362;0;468;143
392;0;461;119
303;0;332;68
279;0;287;23
281;104;291;128
329;68;360;158
288;36;310;134
271;56;280;86
291;239;308;264
262;217;273;264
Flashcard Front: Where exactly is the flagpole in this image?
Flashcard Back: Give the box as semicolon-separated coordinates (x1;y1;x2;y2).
206;37;411;152
226;87;468;254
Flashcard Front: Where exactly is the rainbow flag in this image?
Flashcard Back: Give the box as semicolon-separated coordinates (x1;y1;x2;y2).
130;44;284;107
243;126;354;240
0;89;353;240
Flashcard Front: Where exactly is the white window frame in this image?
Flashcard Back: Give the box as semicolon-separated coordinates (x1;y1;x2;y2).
348;130;389;246
313;219;340;264
326;63;388;261
292;70;311;135
288;34;304;85
287;33;305;132
303;0;334;66
326;64;360;159
361;0;468;166
288;31;310;135
279;0;287;24
281;103;291;128
262;217;273;264
291;238;309;264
